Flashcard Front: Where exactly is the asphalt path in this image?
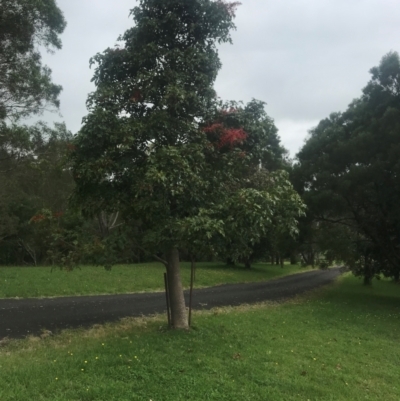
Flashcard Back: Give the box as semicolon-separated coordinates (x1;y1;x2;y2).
0;268;342;339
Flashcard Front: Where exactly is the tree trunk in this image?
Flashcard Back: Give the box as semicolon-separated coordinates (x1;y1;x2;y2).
290;251;298;265
310;251;315;267
226;257;235;266
244;259;251;269
166;248;188;329
275;254;280;265
393;269;399;283
363;261;372;286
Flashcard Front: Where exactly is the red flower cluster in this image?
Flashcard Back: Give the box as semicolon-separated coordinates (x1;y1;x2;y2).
203;123;224;133
31;214;45;223
219;128;247;148
30;211;63;223
203;123;247;149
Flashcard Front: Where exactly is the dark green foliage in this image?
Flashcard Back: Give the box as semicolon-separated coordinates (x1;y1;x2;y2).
0;0;66;121
296;52;400;282
0;0;72;265
71;0;303;261
0;123;76;265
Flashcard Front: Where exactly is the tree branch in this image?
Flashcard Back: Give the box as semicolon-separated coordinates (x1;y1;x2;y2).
133;241;168;267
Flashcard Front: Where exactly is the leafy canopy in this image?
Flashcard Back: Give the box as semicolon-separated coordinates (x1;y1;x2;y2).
0;0;66;121
71;0;303;262
296;52;400;282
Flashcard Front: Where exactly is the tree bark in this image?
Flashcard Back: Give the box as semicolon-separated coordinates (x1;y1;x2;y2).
363;259;372;286
394;269;400;283
166;248;188;329
226;257;235;266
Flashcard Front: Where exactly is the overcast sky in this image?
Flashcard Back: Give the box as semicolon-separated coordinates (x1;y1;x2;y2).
38;0;400;156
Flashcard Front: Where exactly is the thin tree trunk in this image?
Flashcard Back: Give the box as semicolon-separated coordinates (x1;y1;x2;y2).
363;256;372;286
394;269;400;283
310;251;315;267
166;248;188;329
19;239;37;266
188;257;195;327
363;274;372;285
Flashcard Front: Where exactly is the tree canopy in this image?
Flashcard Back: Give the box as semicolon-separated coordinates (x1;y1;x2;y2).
0;0;71;265
296;52;400;283
0;0;66;121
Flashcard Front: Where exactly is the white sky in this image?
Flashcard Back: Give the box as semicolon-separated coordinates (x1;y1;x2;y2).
38;0;400;156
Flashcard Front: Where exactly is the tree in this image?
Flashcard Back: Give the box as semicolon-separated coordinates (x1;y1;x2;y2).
0;122;76;265
197;99;302;269
296;52;400;283
0;0;67;233
71;0;304;329
0;0;66;121
0;0;73;266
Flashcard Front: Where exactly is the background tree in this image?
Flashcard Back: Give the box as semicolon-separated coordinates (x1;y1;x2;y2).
296;52;400;283
0;0;70;265
0;0;66;121
0;123;77;265
71;0;304;329
199;99;302;269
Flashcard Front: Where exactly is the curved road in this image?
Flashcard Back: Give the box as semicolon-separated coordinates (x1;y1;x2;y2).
0;268;342;339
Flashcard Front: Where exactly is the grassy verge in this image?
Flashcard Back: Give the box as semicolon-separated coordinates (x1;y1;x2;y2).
0;274;399;400
0;262;309;298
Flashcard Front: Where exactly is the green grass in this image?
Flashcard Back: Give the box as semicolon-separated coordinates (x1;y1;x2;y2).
0;262;309;298
0;274;399;400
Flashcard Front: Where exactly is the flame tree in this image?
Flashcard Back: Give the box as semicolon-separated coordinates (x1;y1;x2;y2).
71;0;304;329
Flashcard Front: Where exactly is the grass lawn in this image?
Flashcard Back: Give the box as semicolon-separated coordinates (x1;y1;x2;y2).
0;274;399;400
0;262;309;298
